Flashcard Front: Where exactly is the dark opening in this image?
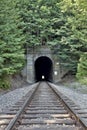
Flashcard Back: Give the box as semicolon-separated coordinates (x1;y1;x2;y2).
34;56;53;82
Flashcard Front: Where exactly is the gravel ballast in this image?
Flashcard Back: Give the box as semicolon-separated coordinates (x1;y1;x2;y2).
0;82;87;113
0;83;38;113
50;83;87;110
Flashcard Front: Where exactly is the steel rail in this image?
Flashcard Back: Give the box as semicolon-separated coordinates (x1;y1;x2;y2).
5;82;40;130
48;82;87;130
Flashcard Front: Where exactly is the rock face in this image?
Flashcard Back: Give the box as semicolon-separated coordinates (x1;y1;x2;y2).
10;74;27;89
21;45;68;83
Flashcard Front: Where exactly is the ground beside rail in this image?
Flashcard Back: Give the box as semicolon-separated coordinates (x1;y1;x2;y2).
0;82;87;113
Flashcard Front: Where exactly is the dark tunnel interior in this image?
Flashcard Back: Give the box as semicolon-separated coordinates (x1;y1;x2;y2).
34;56;53;82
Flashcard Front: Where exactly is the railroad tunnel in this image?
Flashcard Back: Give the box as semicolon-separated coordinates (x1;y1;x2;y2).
34;56;53;82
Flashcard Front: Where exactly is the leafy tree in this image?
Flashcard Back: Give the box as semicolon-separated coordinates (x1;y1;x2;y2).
16;0;62;47
0;0;87;88
0;0;25;88
76;52;87;84
52;0;87;74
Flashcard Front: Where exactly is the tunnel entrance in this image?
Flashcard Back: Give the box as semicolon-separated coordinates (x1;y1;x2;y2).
34;56;53;82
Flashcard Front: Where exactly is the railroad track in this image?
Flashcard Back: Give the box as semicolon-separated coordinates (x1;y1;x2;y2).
0;82;87;130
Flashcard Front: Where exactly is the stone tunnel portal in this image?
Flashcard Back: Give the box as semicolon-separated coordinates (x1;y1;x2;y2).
34;56;53;82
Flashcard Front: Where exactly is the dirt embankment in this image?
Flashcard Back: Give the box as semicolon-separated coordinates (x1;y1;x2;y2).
58;74;87;94
0;74;29;96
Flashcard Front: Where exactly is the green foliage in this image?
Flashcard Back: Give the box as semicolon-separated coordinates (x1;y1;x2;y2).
0;0;25;89
51;0;87;73
79;77;87;85
0;76;11;89
16;0;62;46
76;53;87;84
11;0;87;74
0;0;87;88
76;53;87;76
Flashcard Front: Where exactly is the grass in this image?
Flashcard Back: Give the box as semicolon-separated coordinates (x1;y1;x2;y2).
0;77;11;90
79;77;87;85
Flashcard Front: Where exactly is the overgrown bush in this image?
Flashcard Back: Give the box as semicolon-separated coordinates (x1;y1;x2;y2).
0;76;11;89
79;77;87;85
76;52;87;85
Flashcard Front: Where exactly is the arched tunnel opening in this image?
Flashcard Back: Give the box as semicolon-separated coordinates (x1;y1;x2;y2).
34;56;53;82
